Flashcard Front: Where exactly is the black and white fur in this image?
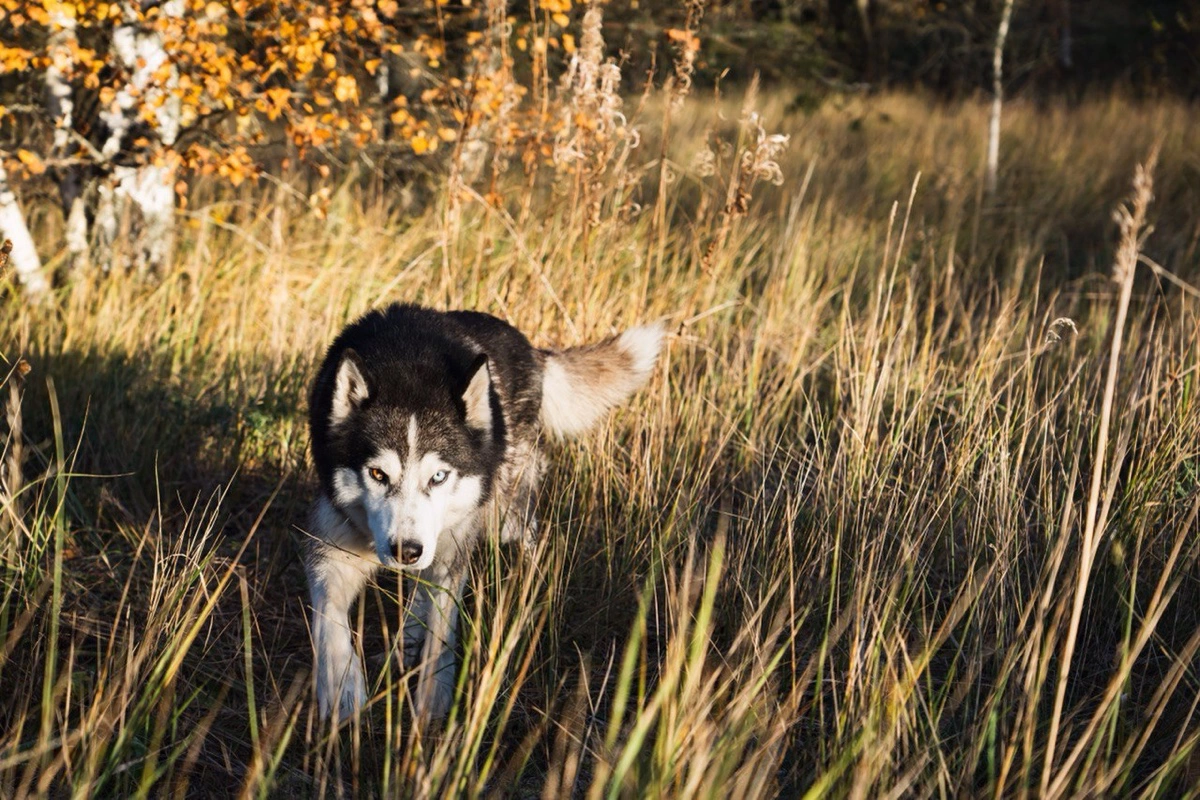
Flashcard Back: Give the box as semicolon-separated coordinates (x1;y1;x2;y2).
305;303;662;721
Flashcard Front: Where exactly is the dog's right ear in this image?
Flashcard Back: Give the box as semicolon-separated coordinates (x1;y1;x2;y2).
331;349;369;424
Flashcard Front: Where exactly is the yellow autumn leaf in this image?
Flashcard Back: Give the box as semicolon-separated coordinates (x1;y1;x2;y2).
666;28;701;52
16;149;45;175
562;33;575;53
410;133;430;155
437;127;457;142
551;12;569;27
334;75;358;104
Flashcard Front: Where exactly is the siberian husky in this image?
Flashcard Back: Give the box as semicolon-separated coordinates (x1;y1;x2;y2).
305;303;662;720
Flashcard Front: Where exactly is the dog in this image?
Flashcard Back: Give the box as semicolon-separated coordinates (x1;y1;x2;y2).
305;303;663;721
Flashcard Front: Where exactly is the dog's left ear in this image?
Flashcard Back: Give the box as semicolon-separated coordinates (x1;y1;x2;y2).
462;353;492;432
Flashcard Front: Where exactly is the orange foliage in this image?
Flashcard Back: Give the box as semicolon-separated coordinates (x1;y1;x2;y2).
0;0;587;188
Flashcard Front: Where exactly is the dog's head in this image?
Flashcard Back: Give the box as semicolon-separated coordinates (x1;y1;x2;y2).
317;348;500;571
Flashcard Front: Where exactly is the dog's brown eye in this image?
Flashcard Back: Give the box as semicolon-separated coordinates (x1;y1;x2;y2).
368;467;388;484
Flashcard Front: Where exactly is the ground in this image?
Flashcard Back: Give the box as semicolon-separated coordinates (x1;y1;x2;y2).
1;91;1200;797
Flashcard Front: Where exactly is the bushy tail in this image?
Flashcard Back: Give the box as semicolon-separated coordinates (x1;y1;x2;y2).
540;323;664;437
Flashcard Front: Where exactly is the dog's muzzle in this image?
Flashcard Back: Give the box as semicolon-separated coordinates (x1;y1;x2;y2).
390;540;423;566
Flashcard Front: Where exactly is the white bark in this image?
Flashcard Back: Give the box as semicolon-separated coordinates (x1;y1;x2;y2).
45;8;76;156
986;0;1016;198
96;1;184;272
1058;0;1072;69
93;165;176;274
64;194;89;270
46;7;92;272
94;178;118;264
0;162;48;296
122;164;175;273
101;3;183;157
855;0;873;77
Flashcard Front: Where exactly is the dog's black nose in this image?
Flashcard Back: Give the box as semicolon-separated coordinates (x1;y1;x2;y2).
399;541;423;565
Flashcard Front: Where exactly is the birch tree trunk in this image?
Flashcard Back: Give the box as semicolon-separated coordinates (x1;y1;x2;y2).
855;0;874;82
0;0;81;295
94;1;184;273
45;5;91;273
1057;0;1073;70
986;0;1016;198
0;163;48;296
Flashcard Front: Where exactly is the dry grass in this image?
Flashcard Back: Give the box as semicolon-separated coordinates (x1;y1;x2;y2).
2;87;1200;798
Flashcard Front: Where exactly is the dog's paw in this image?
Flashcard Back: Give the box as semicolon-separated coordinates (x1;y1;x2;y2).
415;671;456;721
336;668;368;719
317;659;367;721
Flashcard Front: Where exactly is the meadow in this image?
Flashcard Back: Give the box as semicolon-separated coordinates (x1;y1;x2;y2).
2;87;1200;797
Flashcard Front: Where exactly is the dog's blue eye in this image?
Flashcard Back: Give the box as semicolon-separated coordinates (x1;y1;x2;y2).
429;469;449;487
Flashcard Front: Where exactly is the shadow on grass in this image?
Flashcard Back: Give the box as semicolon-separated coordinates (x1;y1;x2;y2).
2;346;318;795
2;346;681;795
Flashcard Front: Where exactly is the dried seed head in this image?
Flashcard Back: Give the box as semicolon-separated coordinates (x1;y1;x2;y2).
741;112;789;187
692;144;717;178
1043;317;1078;349
1110;150;1157;285
552;6;635;175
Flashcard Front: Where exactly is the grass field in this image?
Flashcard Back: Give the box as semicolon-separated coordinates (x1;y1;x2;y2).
2;88;1200;797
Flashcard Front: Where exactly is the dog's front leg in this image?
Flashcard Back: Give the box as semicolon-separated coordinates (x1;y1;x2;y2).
402;585;430;670
306;501;379;721
409;567;466;721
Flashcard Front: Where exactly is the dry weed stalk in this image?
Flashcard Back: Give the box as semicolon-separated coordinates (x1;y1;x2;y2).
2;370;26;555
552;5;638;238
1041;146;1159;795
650;0;704;264
666;1;704;112
1;239;28;555
0;238;12;281
700;77;789;274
